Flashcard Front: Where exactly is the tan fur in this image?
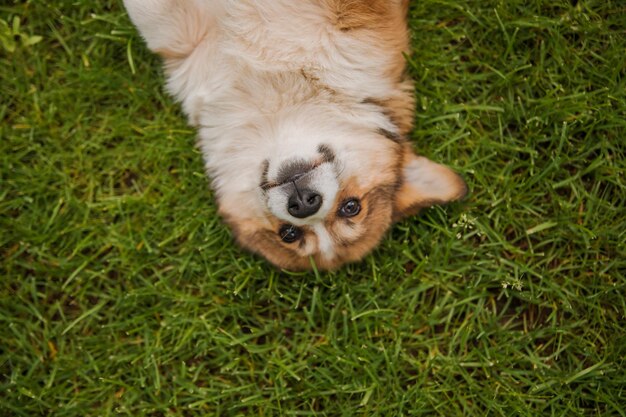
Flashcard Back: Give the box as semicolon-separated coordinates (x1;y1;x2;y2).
325;0;397;30
324;180;396;266
364;81;416;135
322;0;415;133
324;0;411;90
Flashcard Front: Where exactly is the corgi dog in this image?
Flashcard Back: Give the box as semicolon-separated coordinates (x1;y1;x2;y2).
124;0;467;270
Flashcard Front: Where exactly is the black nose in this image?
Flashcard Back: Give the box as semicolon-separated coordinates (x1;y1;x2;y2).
287;188;322;218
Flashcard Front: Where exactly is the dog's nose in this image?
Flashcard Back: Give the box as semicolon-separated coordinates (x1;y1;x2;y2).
287;188;322;218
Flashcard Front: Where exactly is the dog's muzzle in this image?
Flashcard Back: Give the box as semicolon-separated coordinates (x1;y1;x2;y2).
263;147;339;225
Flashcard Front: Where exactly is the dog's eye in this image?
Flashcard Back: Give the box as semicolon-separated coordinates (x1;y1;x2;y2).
279;224;303;243
339;198;361;217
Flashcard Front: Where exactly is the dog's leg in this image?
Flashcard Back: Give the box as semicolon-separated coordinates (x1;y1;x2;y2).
124;0;220;59
323;0;409;31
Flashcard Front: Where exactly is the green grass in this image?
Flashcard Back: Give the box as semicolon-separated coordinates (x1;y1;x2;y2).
1;0;625;415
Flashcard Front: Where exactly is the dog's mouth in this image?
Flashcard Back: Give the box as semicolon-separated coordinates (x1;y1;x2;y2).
260;160;320;191
260;144;336;191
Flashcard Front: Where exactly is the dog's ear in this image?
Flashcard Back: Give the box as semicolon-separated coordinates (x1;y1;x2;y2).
393;145;468;221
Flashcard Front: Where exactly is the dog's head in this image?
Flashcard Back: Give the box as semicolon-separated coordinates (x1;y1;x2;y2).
215;116;467;271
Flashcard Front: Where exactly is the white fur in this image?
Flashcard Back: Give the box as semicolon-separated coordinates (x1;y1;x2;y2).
312;224;335;260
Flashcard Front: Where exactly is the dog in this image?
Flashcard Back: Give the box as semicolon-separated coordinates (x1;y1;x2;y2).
124;0;467;270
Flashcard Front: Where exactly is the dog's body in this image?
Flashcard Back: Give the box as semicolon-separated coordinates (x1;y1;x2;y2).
125;0;467;270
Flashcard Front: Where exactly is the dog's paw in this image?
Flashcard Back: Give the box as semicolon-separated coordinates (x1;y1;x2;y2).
124;0;215;58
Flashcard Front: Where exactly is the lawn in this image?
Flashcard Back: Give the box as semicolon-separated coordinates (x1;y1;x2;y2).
1;0;625;415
